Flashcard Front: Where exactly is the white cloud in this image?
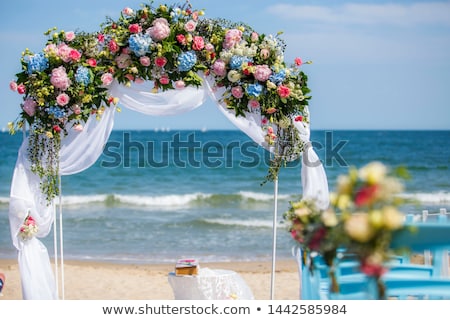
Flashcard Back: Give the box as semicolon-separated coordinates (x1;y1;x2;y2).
269;2;450;27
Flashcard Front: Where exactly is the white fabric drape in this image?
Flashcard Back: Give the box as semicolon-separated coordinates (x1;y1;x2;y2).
9;78;329;299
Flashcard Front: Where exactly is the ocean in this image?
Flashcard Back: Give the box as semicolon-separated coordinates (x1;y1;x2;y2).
0;130;449;264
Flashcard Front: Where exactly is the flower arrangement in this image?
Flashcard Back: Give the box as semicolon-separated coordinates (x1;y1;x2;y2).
9;1;312;202
19;214;39;240
284;161;409;299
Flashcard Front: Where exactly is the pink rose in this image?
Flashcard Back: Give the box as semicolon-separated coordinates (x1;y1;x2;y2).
17;84;26;94
260;48;270;60
192;36;205;51
124;74;134;81
122;7;133;16
261;117;268;125
155;56;167;67
69;49;82;62
295;57;302;66
212;59;226;77
97;34;105;43
72;104;81;114
248;99;260;109
9;81;17;91
53;125;62;133
65;31;75;41
87;58;97;67
223;29;242;49
108;39;120;53
73;124;83;132
115;53;131;69
254;65;272;82
50;66;71;90
175;80;186;89
135;78;144;84
159;75;170;85
129;23;142;34
295;115;303;122
139;56;151;67
101;73;114;86
251;32;259;42
147;18;170;41
22;99;37;116
266;107;277;114
231;86;244;99
277;85;291;98
176;34;186;45
184;20;197;32
56;93;70;106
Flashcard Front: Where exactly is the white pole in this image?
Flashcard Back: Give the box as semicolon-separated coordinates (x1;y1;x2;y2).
53;201;59;299
59;174;65;300
270;177;279;300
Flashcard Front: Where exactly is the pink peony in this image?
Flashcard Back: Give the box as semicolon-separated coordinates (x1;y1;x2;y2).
57;43;72;62
139;56;151;67
101;73;114;86
22;99;37;116
50;66;71;90
231;86;244;99
212;59;226;77
184;20;197;32
56;93;70;106
223;29;242;49
277;85;291;98
147;18;170;41
254;65;272;82
65;31;75;42
192;36;205;51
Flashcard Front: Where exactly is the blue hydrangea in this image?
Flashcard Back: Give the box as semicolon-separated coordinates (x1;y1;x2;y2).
75;66;92;86
178;51;197;72
26;52;49;74
46;106;66;119
128;34;152;57
246;83;264;97
229;55;252;70
269;69;286;85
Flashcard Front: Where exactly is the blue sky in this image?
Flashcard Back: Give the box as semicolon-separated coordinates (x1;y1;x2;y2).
1;0;449;131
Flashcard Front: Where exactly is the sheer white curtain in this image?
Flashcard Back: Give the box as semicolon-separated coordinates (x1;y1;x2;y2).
8;79;329;299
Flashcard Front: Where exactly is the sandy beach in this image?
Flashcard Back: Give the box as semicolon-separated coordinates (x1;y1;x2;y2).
0;258;299;300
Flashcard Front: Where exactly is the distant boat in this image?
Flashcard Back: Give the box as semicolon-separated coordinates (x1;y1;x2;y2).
201;127;207;132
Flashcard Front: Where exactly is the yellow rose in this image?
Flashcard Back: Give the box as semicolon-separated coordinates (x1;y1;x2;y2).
321;209;338;227
382;206;404;230
344;212;375;243
337;194;351;211
369;210;384;229
358;161;387;185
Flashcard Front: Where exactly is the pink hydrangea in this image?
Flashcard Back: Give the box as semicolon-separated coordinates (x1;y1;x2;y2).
147;18;170;41
56;93;70;106
22;99;37;116
223;29;242;49
254;65;272;82
212;59;226;77
50;66;71;90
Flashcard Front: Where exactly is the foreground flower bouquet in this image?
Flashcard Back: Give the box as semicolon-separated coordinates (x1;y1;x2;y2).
285;161;409;299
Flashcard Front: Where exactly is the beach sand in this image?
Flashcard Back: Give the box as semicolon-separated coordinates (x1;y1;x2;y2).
0;258;299;300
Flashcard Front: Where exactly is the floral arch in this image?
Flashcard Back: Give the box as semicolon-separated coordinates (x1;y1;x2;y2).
8;1;328;299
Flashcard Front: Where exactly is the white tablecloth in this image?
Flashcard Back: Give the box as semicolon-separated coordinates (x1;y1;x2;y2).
168;268;254;300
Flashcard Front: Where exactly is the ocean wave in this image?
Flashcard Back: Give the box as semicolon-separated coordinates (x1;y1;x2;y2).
200;218;285;229
401;191;450;205
46;191;290;208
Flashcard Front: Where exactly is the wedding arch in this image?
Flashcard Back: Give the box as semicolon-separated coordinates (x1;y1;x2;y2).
8;1;329;299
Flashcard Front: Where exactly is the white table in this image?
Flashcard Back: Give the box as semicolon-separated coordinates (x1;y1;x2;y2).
168;268;254;300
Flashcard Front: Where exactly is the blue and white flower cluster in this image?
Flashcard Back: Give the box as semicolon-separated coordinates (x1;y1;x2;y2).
128;34;153;57
26;53;49;75
177;51;197;72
